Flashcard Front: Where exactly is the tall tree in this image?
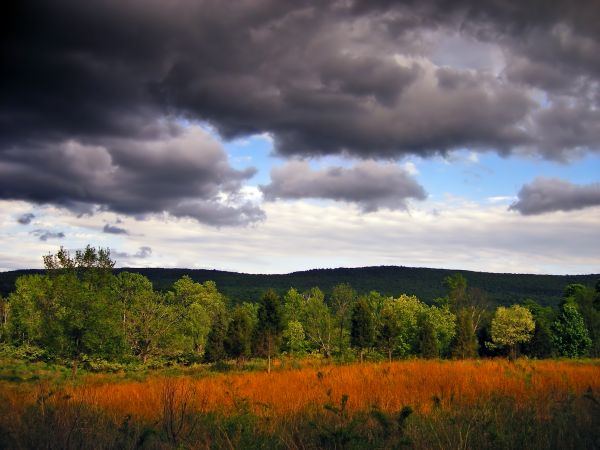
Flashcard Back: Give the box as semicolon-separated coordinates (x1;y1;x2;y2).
301;287;335;358
552;301;592;358
417;316;439;359
522;299;555;358
487;305;535;359
204;309;229;363
225;305;254;363
350;297;375;363
254;289;283;373
331;283;356;355
451;308;478;359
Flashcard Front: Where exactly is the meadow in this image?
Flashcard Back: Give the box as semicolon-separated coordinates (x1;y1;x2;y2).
1;358;599;449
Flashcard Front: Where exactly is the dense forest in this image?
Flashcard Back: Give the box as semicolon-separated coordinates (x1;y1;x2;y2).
1;246;599;372
1;264;598;307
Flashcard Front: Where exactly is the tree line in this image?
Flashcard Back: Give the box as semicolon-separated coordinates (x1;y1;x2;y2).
0;246;598;372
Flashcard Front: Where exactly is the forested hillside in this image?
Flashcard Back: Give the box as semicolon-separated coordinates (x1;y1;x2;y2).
1;265;597;307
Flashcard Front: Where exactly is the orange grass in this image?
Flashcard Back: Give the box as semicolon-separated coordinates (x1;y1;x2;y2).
2;360;599;424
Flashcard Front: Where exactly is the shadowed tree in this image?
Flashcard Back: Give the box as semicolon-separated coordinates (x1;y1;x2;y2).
225;305;254;364
418;316;439;359
331;283;356;355
451;308;478;359
254;289;284;373
351;297;375;363
204;309;229;363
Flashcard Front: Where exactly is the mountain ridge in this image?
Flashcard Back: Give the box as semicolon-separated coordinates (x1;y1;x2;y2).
1;265;598;307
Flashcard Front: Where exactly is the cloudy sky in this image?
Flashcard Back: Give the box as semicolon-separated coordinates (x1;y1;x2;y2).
1;0;599;274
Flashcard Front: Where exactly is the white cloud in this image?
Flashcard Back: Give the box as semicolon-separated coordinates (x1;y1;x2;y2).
0;198;598;275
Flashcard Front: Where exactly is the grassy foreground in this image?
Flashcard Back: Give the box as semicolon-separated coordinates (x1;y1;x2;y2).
1;359;599;449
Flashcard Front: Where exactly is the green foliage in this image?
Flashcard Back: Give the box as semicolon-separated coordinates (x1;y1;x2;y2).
254;289;283;371
451;308;478;359
552;302;592;358
204;309;229;363
488;305;535;358
225;305;254;360
350;298;375;361
282;320;307;356
417;316;439;358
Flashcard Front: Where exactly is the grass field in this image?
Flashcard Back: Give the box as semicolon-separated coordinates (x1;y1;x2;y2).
1;359;599;449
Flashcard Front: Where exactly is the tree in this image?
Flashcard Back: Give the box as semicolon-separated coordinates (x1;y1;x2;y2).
451;308;478;359
331;283;356;354
488;305;535;359
378;305;401;362
422;305;456;356
282;320;306;357
301;288;335;358
568;286;600;357
0;295;8;342
522;299;555;358
254;289;283;373
552;302;592;358
225;305;254;363
204;309;229;363
350;297;375;363
417;316;439;359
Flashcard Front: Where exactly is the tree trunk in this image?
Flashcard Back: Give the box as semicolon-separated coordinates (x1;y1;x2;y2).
388;348;392;363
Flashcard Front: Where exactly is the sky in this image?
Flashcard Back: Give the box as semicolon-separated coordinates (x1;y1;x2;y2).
1;0;599;275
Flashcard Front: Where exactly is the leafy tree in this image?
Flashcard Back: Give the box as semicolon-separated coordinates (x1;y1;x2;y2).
225;305;254;362
350;297;375;362
380;294;427;357
522;299;555;358
301;287;335;358
331;283;356;354
0;295;7;342
5;275;49;346
417;316;439;359
552;301;592;358
451;308;478;359
488;305;535;359
568;286;600;357
125;290;182;363
283;288;305;324
422;305;456;356
204;309;229;363
254;289;284;373
378;305;401;362
282;320;306;357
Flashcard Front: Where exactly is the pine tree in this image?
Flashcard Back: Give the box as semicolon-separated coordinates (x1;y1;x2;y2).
204;309;228;363
254;289;283;373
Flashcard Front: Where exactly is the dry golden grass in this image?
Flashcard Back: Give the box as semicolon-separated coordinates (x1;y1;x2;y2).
4;359;595;425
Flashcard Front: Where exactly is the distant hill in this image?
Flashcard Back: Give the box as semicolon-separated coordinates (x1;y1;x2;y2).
1;266;598;307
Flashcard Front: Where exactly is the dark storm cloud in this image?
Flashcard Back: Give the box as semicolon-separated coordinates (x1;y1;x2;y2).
0;127;264;226
31;229;66;241
103;224;128;235
2;0;600;217
17;213;35;225
510;178;600;215
260;161;426;212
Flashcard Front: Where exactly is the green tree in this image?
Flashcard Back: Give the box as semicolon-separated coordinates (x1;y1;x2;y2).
301;287;335;358
331;283;356;355
0;295;8;342
568;286;600;357
488;305;535;359
204;309;229;363
379;294;427;357
282;320;306;357
254;289;283;373
417;316;439;359
522;299;555;358
451;308;478;359
422;305;456;356
378;305;401;362
350;297;375;363
552;302;592;358
225;305;254;363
